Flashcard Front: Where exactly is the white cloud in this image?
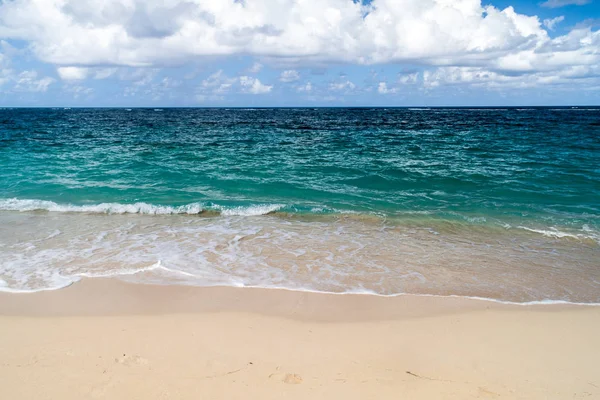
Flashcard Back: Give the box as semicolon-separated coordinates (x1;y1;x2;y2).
297;82;312;92
121;68;160;96
574;18;600;30
0;0;558;68
329;80;355;92
279;70;300;82
94;68;117;79
198;69;275;96
239;76;272;94
57;66;88;80
398;72;419;84
543;16;565;30
0;50;55;92
377;82;397;94
540;0;591;8
0;0;598;92
64;85;94;98
201;69;237;93
14;70;55;92
248;62;263;73
199;70;272;96
421;65;600;90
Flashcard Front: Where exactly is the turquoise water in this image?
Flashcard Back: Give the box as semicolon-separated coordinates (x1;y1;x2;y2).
1;107;599;301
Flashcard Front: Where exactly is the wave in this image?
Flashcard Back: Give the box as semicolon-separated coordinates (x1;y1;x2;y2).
517;226;599;242
0;198;283;216
2;198;598;242
217;204;284;216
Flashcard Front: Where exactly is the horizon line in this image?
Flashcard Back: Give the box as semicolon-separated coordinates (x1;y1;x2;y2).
2;105;600;109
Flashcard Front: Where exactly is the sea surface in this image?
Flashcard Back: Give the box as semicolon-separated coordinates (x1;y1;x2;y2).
1;107;599;303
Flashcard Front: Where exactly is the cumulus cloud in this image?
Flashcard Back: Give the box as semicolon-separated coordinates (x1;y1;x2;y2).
199;70;272;95
201;70;237;94
57;66;88;80
0;0;559;68
543;16;565;30
0;0;598;93
239;76;273;94
421;64;600;90
279;70;300;82
377;82;397;94
540;0;591;8
329;80;356;92
14;71;55;92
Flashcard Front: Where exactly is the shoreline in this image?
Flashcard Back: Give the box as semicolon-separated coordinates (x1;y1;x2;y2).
2;279;599;399
1;278;599;317
0;278;508;320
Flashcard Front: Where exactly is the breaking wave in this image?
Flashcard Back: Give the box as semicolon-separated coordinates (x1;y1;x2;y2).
0;198;284;217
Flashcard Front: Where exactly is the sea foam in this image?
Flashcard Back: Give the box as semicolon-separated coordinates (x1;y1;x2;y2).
0;198;284;216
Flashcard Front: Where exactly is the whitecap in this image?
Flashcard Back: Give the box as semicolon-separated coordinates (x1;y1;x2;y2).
217;204;284;216
0;198;205;215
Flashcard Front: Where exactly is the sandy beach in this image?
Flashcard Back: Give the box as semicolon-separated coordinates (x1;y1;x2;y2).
1;279;599;400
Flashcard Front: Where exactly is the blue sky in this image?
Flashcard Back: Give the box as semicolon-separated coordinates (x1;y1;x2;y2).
0;0;599;106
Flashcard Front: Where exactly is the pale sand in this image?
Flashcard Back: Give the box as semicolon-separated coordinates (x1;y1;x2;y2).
1;280;599;399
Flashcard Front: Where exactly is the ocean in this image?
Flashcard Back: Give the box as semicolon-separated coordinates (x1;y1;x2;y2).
1;107;599;303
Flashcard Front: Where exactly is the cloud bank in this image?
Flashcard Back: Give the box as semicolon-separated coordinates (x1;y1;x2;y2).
0;0;595;69
0;0;598;102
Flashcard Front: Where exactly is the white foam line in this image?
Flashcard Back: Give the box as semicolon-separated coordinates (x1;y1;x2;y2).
218;204;285;216
132;281;600;307
0;198;288;217
517;226;598;242
0;278;79;294
0;198;205;215
2;277;598;306
75;261;200;279
229;284;600;306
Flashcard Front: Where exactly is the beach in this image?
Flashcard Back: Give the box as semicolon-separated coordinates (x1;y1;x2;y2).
1;279;599;400
1;108;599;398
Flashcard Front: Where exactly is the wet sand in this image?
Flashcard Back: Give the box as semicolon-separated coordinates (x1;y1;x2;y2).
1;279;599;399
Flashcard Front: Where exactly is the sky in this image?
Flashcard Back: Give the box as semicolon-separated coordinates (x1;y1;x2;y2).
0;0;599;107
